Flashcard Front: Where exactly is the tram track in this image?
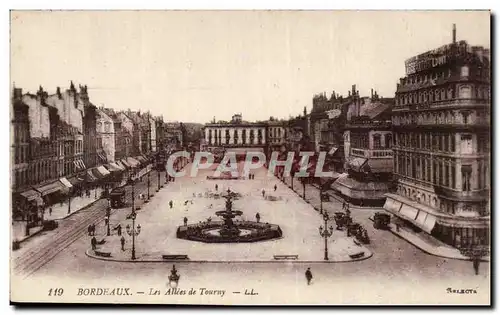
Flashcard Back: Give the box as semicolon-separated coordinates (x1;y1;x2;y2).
12;171;161;279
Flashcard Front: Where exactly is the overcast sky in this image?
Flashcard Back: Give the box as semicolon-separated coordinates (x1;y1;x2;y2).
10;10;490;123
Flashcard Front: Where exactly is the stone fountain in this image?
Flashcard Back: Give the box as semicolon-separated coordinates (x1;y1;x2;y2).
176;188;283;243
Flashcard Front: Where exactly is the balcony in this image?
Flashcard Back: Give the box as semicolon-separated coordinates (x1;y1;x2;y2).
433;185;490;202
351;148;393;159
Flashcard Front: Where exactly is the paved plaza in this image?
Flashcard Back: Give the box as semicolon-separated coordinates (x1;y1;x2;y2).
91;163;371;262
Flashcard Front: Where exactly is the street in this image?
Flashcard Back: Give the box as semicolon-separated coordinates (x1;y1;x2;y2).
11;165;490;304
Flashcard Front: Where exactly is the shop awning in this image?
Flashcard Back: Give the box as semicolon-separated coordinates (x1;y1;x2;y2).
20;189;44;206
59;177;73;189
73;159;86;171
346;157;368;173
399;204;419;221
116;160;127;170
126;157;140;168
68;176;84;186
328;146;339;155
107;162;123;172
136;156;147;163
120;159;131;168
35;180;67;196
421;214;437;234
367;159;393;173
97;165;111;176
97;152;108;163
86;170;98;182
383;198;403;214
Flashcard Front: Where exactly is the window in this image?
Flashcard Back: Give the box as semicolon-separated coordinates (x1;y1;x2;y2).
373;134;382;149
462;112;470;124
385;134;392;148
433;161;438;184
257;129;262;145
233;130;238;144
451;164;456;189
462;166;472;191
461;66;469;78
460;134;473;154
208;130;212;145
459;86;471;99
444;163;449;187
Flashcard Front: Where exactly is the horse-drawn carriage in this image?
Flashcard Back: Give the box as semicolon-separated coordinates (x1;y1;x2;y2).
109;187;126;208
373;212;391;230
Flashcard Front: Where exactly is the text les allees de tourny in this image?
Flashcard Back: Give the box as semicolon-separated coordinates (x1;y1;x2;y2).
76;287;259;297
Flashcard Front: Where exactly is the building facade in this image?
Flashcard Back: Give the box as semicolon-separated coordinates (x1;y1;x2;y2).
384;27;490;248
204;114;267;160
96;108;116;162
332;85;394;206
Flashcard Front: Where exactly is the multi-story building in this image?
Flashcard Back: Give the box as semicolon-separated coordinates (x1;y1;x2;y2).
103;109;133;162
266;119;287;156
309;90;349;175
96;108;115;162
203;114;267;160
332;85;394;206
384;26;490;248
164;122;184;152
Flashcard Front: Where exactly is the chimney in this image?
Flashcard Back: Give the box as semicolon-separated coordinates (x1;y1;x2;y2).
371;88;374;98
452;24;456;44
13;87;22;100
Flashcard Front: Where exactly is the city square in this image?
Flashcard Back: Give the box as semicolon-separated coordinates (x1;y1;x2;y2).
9;11;490;305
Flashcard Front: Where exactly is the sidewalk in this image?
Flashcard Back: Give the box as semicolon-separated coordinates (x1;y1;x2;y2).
382;219;490;262
46;187;104;220
11;221;43;243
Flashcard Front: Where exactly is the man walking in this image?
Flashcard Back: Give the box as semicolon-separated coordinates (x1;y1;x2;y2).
169;200;173;209
256;213;261;223
262;189;265;198
274;184;277;192
120;236;125;251
305;268;313;285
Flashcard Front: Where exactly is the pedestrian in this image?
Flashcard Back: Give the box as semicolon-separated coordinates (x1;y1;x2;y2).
49;207;53;216
87;224;92;236
305;268;313;285
91;224;96;236
262;189;265;197
104;217;109;227
184;217;188;226
215;184;218;192
274;184;277;192
91;236;97;250
473;258;480;275
120;236;125;251
256;213;261;223
117;224;122;236
169;200;173;209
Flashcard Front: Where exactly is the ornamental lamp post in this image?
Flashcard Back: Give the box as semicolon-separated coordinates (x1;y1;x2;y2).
318;212;334;261
146;170;151;202
106;199;111;236
319;184;323;215
126;211;141;260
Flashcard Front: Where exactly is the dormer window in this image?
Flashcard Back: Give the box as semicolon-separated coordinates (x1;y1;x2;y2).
461;66;469;78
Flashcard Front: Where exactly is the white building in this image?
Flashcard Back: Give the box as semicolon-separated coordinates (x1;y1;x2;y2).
96;108;115;162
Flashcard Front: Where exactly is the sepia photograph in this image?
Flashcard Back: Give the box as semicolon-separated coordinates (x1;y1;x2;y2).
9;10;491;305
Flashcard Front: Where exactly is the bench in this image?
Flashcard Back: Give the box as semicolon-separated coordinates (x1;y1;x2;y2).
273;255;299;260
162;255;189;260
94;250;112;258
349;252;365;259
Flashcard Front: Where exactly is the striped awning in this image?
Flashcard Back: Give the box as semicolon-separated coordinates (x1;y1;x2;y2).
92;166;110;178
120;159;131;168
86;169;98;182
73;159;86;171
116;160;128;170
59;177;73;188
97;152;107;163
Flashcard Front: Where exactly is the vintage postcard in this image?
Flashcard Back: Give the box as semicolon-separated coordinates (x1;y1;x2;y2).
9;10;491;305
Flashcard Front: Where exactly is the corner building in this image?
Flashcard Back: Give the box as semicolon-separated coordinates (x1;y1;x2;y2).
384;27;490;248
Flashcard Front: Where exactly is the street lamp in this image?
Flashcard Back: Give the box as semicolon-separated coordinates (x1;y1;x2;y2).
129;173;136;211
67;190;72;214
319;184;323;215
157;166;161;192
302;178;306;200
126;211;141;260
318;212;334;261
145;170;151;202
106;199;111;236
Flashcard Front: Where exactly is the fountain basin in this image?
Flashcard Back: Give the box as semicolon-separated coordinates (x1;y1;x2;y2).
176;221;283;243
